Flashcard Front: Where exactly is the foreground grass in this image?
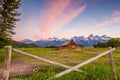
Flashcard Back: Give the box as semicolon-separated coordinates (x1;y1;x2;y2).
0;49;17;65
0;47;120;80
0;49;5;65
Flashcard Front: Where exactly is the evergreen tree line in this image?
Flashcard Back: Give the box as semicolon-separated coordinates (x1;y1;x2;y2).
94;38;120;48
0;0;21;48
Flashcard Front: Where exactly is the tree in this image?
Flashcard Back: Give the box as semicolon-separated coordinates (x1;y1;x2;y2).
94;38;120;48
107;38;120;48
0;0;21;48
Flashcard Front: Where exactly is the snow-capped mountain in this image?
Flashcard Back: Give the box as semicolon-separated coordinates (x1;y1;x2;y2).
19;34;111;47
73;34;111;46
20;39;34;44
34;37;68;47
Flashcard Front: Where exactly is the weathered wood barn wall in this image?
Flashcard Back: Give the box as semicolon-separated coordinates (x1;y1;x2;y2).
59;40;83;50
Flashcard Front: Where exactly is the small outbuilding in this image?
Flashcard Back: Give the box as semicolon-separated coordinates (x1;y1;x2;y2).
59;39;83;50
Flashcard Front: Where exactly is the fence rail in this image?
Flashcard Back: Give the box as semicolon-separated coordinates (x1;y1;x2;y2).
49;48;116;79
2;46;117;80
12;48;86;73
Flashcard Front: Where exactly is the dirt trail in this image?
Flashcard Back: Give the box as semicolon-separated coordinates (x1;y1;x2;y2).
0;57;38;78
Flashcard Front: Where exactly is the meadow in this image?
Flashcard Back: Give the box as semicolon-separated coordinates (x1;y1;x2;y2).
0;47;120;80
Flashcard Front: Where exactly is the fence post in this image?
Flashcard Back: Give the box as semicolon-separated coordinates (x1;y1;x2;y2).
108;47;117;80
48;48;115;79
3;46;12;80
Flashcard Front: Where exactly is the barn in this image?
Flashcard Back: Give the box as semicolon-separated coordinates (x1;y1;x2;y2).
59;39;83;50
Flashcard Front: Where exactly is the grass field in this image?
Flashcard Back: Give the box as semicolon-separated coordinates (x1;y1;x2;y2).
0;47;120;80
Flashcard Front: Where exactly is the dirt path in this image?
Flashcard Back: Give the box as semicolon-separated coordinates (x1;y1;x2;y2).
0;57;39;78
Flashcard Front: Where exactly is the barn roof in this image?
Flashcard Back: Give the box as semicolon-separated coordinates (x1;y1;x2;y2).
61;39;77;46
62;41;70;46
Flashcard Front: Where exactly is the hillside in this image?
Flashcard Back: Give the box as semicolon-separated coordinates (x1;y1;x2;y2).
12;41;39;48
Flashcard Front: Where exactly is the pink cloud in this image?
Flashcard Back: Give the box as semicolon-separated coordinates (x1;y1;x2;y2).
12;36;21;41
12;22;24;41
26;19;34;28
94;16;120;27
90;10;120;29
55;28;77;39
107;30;120;38
13;0;87;41
39;0;87;38
113;10;120;16
13;18;42;41
80;10;120;36
69;10;120;36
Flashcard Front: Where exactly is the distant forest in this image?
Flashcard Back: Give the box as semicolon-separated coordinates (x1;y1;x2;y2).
94;38;120;48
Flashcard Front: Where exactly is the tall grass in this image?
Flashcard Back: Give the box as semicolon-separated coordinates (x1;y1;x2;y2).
11;67;65;80
0;49;5;65
0;47;120;80
11;64;117;80
0;48;19;65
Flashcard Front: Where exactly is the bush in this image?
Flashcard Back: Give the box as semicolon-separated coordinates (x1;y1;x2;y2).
94;38;120;48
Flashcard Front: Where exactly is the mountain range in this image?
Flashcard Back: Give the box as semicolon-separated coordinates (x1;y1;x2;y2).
19;34;111;47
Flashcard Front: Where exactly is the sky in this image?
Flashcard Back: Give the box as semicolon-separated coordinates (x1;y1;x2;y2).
12;0;120;41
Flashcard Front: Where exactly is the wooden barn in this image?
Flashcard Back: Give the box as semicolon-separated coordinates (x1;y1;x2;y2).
59;39;83;50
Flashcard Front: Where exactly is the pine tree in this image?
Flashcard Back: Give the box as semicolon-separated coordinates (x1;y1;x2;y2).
0;0;21;48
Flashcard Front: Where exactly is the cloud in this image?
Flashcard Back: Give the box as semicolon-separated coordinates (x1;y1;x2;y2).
94;17;120;28
64;10;120;37
109;33;120;38
113;10;120;16
80;10;120;36
88;10;120;30
55;28;77;39
12;22;23;41
13;0;87;41
39;0;87;38
12;18;41;41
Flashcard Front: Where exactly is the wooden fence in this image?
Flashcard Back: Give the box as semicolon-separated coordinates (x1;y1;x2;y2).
2;46;117;80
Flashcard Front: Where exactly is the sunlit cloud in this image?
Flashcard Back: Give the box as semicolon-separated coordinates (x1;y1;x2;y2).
13;0;120;41
86;10;120;31
83;10;120;36
39;0;87;38
94;17;120;28
12;18;41;41
13;0;87;41
55;28;77;39
113;10;120;16
109;33;120;38
60;10;120;37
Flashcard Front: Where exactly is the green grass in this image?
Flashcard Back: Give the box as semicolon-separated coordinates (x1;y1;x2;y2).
0;48;17;65
11;67;65;80
0;47;120;80
0;49;5;65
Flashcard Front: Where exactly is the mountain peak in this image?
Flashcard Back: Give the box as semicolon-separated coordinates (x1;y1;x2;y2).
19;34;111;47
89;34;94;37
20;39;34;44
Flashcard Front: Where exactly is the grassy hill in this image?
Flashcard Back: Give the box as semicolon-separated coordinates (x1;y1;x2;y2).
0;48;120;80
12;41;39;48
